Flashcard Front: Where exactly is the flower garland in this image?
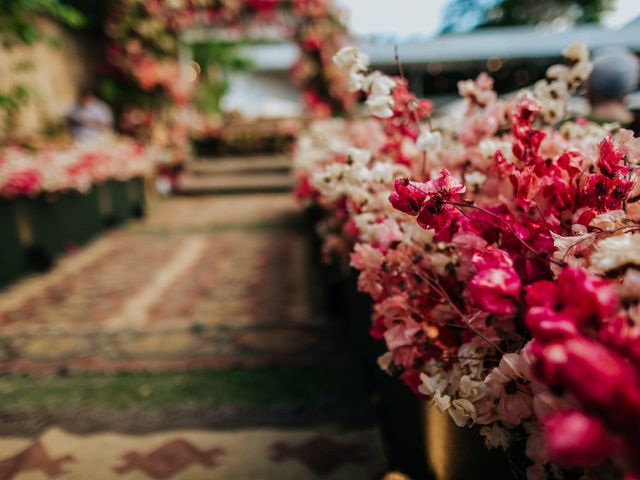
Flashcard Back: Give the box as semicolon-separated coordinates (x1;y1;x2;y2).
294;43;640;479
0;135;164;198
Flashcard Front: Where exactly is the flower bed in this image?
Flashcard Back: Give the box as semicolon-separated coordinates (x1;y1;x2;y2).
0;136;157;287
0;135;162;198
295;44;640;479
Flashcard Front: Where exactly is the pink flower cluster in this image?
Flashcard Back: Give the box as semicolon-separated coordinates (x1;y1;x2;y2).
0;135;160;198
295;44;640;479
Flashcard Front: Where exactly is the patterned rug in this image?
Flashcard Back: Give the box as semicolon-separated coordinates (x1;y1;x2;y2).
0;427;386;479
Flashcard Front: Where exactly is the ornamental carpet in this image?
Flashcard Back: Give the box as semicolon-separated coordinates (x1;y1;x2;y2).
0;190;386;479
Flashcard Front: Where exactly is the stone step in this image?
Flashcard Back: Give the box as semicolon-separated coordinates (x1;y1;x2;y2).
176;172;294;195
188;155;291;176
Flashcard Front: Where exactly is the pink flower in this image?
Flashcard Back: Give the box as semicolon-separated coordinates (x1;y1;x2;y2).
484;353;533;425
373;218;403;248
350;243;384;271
1;169;41;197
544;411;615;467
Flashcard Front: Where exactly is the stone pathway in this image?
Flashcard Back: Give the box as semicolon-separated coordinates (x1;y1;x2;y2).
0;194;327;374
0;184;387;478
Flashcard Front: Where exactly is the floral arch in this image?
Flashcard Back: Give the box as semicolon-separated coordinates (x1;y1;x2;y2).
103;0;354;145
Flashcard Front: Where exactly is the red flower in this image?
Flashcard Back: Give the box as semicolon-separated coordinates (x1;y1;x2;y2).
580;138;633;211
597;136;628;178
294;174;318;200
511;97;545;165
581;173;633;211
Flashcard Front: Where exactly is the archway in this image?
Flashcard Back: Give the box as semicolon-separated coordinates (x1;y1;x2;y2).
102;0;354;160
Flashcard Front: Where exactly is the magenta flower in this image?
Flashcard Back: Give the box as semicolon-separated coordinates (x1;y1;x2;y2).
467;247;522;316
525;267;617;336
389;177;428;215
390;169;466;231
544;411;615;467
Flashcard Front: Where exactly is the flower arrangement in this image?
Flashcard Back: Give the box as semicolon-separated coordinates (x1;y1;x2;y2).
0;135;163;198
294;43;640;479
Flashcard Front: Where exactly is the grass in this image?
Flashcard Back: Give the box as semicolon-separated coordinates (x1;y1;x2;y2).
0;365;367;412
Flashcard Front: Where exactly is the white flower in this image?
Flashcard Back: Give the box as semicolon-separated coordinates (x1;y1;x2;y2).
548;80;569;99
370;162;394;183
550;231;593;274
479;139;508;159
416;130;442;153
457;78;475;97
464;171;487;190
590;234;640;272
348;68;366;92
365;72;396;97
546;64;570;81
433;390;451;412
366;94;394;118
541;100;565;124
480;424;512;450
428;252;452;277
568;61;593;84
458;375;486;402
332;46;369;72
448;398;477;427
419;372;449;397
563;42;589;63
347;147;371;166
589;210;627;231
377;352;393;373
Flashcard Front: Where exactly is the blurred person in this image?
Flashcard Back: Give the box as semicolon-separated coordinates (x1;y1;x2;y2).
586;47;640;126
67;89;114;142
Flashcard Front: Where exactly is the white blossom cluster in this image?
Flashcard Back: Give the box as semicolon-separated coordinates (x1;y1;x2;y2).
333;46;396;118
311;147;404;208
532;42;593;124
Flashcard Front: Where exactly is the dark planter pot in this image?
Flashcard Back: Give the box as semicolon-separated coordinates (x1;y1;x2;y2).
343;269;431;480
106;180;131;225
304;209;431;478
24;188;102;264
102;177;147;225
127;177;147;219
424;406;525;480
0;200;27;288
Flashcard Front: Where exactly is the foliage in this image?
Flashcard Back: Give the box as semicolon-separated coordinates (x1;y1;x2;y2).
193;41;253;115
0;0;85;47
0;0;85;137
441;0;614;33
